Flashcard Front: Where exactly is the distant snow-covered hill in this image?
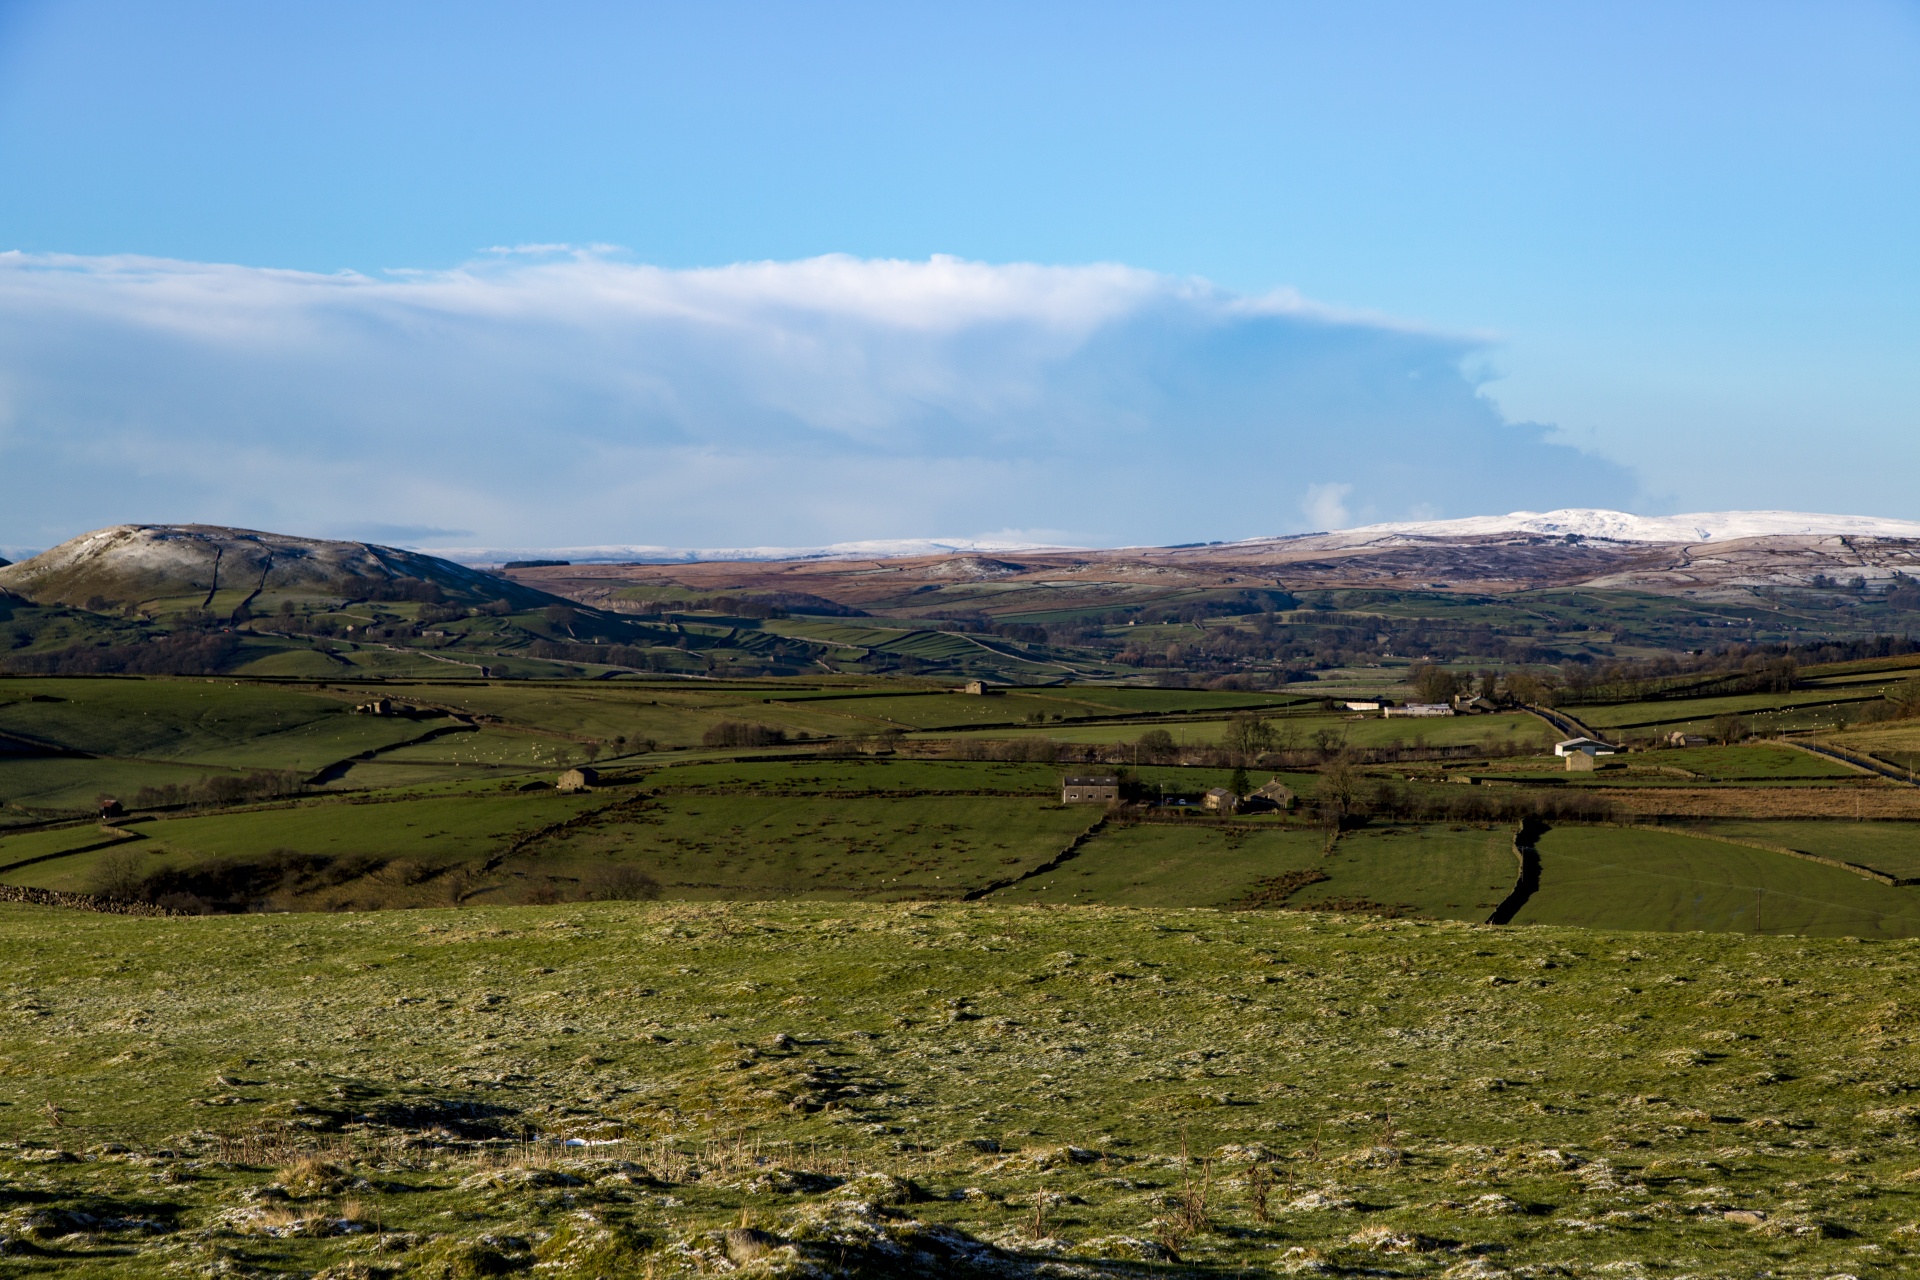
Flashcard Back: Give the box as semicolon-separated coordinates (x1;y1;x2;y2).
425;509;1920;566
428;536;1070;566
1341;509;1920;543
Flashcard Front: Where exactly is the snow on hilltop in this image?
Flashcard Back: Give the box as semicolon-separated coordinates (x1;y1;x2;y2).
428;536;1071;565
1341;509;1920;543
428;510;1920;566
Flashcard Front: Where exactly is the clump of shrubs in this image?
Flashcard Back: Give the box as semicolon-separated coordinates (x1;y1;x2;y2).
93;848;383;914
702;721;789;748
131;770;304;810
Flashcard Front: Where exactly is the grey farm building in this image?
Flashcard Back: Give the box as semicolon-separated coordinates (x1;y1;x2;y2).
1061;775;1119;804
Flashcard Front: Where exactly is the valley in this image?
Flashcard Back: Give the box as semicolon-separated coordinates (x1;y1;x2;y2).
6;523;1920;1273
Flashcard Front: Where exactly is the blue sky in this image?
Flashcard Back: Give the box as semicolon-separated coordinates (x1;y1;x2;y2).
0;1;1915;551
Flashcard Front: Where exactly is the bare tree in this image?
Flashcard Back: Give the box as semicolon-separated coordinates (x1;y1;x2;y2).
1710;712;1749;746
1409;663;1460;704
1134;729;1179;763
91;849;144;901
1224;712;1276;763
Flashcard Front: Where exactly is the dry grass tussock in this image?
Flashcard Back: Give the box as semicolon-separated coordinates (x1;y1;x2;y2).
6;899;1920;1276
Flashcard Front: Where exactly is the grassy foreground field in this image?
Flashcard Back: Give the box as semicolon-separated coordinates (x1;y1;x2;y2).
2;900;1920;1276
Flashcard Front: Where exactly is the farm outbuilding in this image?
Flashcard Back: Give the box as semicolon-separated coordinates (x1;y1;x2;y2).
1061;775;1119;804
1385;703;1454;718
1250;778;1296;810
1554;737;1616;758
557;767;599;793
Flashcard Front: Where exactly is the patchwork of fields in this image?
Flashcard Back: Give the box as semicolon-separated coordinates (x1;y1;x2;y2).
5;665;1920;1273
5;671;1920;937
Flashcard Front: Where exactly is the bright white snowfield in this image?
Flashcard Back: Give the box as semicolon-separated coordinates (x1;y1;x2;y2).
1338;509;1920;543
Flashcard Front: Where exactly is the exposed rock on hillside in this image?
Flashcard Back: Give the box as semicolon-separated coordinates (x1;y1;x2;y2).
920;556;1027;580
0;525;560;614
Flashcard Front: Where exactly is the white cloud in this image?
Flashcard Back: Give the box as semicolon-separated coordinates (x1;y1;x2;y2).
1302;482;1354;531
0;249;1635;549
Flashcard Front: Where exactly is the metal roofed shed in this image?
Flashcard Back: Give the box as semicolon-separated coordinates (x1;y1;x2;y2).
1554;737;1616;758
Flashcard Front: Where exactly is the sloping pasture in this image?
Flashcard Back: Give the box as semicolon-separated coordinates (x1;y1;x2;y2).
1514;825;1920;937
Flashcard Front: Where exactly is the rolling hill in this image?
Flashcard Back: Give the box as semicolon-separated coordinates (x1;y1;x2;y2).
0;524;560;616
7;515;1920;682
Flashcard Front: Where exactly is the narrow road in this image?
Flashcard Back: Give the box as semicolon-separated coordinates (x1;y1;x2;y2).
1526;704;1606;744
1789;738;1920;788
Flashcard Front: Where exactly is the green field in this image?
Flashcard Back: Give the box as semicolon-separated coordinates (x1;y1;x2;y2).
1623;743;1863;778
991;822;1327;907
648;757;1065;794
6;671;1920;934
993;821;1517;917
1515;825;1920;937
1308;710;1556;750
1577;688;1896;735
1302;823;1520;918
357;682;829;745
943;709;1556;752
0;678;388;763
0;899;1917;1275
0;821;134;871
1702;819;1920;880
0;789;607;901
497;794;1102;903
1014;687;1311;715
0;755;270;811
765;691;1075;730
1832;720;1920;774
1482;742;1866;788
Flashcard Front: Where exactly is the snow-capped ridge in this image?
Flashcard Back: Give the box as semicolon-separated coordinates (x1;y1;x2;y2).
1341;509;1920;543
426;536;1073;566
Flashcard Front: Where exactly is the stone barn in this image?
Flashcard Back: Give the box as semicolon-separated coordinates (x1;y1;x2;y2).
1061;775;1119;804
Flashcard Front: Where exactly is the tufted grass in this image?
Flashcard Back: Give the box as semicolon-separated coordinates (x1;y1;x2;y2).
0;899;1919;1273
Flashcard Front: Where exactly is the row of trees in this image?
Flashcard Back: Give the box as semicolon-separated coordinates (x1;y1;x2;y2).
116;769;305;812
1310;760;1617;828
0;631;242;676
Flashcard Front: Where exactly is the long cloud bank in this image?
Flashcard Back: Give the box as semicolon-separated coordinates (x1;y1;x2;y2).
0;250;1635;550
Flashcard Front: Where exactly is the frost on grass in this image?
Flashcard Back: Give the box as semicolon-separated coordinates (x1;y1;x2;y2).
0;900;1916;1273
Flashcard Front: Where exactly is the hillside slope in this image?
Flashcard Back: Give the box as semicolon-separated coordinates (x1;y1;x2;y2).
0;524;559;615
516;529;1920;607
